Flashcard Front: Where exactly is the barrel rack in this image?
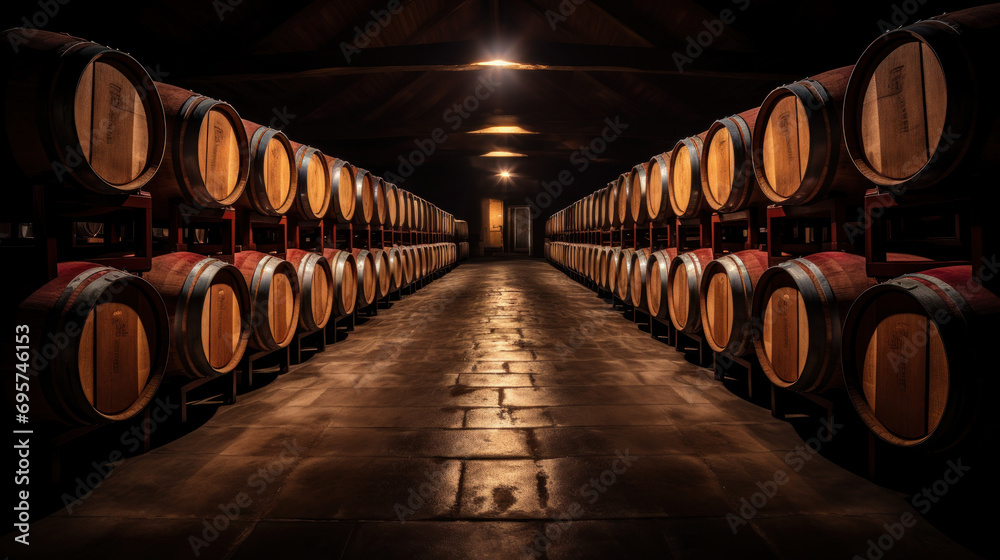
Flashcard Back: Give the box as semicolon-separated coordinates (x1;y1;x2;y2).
153;201;235;263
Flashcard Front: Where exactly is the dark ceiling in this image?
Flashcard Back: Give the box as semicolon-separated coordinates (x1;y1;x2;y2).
1;0;984;231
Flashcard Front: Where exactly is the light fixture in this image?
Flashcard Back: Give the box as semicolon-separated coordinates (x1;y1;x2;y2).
470;126;536;135
472;60;546;70
481;151;527;158
500;171;511;178
475;59;518;67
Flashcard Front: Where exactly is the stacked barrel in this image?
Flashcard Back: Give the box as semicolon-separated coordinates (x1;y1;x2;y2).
1;29;465;429
546;5;999;452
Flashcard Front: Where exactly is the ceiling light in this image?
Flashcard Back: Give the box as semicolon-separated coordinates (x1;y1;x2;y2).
481;151;527;158
500;171;511;178
470;126;536;135
476;59;518;67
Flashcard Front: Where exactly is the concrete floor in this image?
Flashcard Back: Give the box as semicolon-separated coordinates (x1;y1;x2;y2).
8;258;986;559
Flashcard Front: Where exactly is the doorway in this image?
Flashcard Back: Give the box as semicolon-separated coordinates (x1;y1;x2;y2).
506;205;531;254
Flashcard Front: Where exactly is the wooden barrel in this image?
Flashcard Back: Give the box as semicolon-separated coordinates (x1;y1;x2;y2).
455;220;469;240
321;248;358;318
589;193;599;230
396;188;408;229
385;246;403;291
629;248;653;309
592;187;605;229
400;190;413;229
370;248;392;300
148;82;248;207
430;244;441;272
591;245;603;283
751;252;875;393
586;193;595;231
588;243;605;284
583;243;594;276
668;132;708;218
844;6;1000;191
423;244;435;276
842;265;1000;448
605;247;624;294
385;182;399;228
0;29;166;194
234;251;300;351
698;250;769;356
287;141;330;220
607;180;621;228
402;245;417;280
406;245;419;281
16;262;169;424
396;245;415;285
616;248;637;302
410;195;421;231
752;66;870;206
666;248;714;333
285;249;334;331
414;197;427;232
616;173;633;227
581;244;592;280
701;109;767;212
645;248;679;319
239;121;295;216
326;156;356;224
629;163;651;225
422;244;433;275
372;175;389;227
645;153;673;223
145;252;251;379
352;168;375;225
418;244;431;275
352;248;377;307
